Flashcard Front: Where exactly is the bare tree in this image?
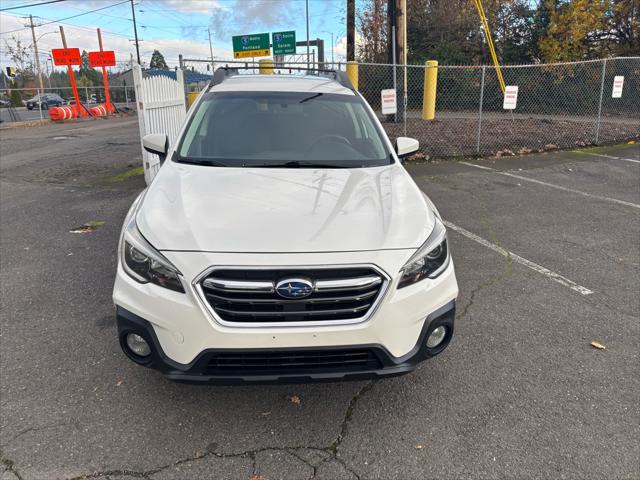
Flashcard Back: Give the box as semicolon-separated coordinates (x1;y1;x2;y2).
357;0;389;63
3;36;36;82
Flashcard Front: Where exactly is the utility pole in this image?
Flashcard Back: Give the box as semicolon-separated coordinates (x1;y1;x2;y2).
130;0;141;64
305;0;310;68
29;15;44;91
347;0;355;61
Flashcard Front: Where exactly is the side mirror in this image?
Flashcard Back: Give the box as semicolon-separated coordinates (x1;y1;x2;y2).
395;137;420;159
142;133;169;163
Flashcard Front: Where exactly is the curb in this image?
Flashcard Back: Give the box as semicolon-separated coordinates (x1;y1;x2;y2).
0;119;51;130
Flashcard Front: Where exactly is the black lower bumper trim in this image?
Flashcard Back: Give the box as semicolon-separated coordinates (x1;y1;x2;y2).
116;300;455;384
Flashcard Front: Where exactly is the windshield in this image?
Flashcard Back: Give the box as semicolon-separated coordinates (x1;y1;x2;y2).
177;91;391;168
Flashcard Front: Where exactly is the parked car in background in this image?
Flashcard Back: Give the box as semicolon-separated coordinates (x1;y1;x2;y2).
25;93;65;110
0;98;11;107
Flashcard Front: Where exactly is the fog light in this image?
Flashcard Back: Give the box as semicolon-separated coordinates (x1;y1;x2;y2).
126;333;151;357
426;326;447;348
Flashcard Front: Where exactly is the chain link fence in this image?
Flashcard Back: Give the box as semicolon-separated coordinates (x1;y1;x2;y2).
181;56;639;158
0;86;136;123
4;57;637;158
358;57;640;157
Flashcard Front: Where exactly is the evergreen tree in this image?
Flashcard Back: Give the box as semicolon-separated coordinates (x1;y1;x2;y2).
149;50;168;69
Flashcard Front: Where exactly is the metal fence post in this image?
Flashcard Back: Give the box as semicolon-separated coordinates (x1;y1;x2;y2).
476;66;486;155
125;86;129;106
595;58;607;144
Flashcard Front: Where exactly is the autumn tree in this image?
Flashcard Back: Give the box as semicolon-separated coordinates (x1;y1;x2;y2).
539;0;610;61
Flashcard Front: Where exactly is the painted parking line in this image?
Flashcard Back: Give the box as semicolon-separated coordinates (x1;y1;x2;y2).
573;151;640;164
443;220;594;296
460;162;640;210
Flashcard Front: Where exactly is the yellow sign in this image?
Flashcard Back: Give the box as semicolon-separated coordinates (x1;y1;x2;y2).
234;49;270;59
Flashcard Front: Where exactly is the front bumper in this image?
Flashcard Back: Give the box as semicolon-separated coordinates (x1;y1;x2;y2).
117;301;455;384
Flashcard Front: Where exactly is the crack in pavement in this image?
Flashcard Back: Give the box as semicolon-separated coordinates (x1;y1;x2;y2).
1;449;25;480
0;382;377;480
453;190;514;321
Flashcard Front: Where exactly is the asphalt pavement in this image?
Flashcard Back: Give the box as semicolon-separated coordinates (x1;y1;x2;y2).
1;117;638;479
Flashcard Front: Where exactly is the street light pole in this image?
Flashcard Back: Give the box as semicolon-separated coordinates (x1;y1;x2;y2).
208;28;214;70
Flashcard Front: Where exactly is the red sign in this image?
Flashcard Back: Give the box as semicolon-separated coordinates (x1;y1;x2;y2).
52;48;82;66
88;50;116;67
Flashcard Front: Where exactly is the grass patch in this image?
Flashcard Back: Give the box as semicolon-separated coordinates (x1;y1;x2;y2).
574;142;637;154
108;165;144;183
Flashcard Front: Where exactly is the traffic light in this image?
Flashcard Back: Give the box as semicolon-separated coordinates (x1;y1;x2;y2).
6;67;16;77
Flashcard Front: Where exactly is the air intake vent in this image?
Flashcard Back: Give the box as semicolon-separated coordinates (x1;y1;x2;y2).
205;348;382;375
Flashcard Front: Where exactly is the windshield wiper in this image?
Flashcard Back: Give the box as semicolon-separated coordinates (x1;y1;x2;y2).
299;93;323;103
243;161;351;169
176;157;228;167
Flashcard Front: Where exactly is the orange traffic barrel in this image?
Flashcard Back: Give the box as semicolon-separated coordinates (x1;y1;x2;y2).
49;105;80;121
90;104;108;116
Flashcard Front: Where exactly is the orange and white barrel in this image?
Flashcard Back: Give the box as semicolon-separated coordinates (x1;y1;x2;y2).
90;104;108;116
49;105;79;121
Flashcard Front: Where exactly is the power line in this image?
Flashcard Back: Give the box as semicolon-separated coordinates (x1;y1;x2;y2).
0;0;131;35
0;0;66;12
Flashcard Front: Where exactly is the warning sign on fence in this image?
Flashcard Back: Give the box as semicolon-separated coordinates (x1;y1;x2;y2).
503;85;518;110
381;89;397;115
612;76;624;98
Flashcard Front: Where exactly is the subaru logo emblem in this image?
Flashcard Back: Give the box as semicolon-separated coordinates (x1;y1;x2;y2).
275;278;314;299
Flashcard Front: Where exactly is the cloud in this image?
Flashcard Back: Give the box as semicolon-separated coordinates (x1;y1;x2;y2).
0;13;231;70
155;0;226;15
334;32;363;61
208;0;301;41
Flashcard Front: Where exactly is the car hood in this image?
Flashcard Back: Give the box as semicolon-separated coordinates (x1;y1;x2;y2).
137;162;435;253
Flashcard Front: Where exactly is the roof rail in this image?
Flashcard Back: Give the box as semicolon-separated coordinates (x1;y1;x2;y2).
208;66;354;90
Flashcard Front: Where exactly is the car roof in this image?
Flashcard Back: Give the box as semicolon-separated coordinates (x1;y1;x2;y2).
209;74;355;96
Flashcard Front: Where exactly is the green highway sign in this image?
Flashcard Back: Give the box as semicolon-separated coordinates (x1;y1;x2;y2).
232;33;270;58
272;31;296;56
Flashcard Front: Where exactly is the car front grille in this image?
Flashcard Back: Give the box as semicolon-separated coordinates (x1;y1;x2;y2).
204;348;383;375
198;266;387;325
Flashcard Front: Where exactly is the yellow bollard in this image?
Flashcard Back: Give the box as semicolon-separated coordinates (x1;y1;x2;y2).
259;58;274;74
346;62;358;90
187;91;199;109
422;60;438;120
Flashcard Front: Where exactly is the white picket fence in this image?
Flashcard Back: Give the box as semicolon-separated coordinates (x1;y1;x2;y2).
132;64;187;184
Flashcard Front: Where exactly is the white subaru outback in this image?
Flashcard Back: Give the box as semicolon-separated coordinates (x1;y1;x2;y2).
113;68;458;383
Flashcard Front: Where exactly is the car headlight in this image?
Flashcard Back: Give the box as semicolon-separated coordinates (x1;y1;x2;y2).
119;195;185;293
398;218;449;288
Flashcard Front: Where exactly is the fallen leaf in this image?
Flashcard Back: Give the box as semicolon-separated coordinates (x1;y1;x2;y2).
590;341;606;350
415;444;424;449
628;140;636;144
286;394;301;405
116;380;123;386
250;475;266;480
69;221;106;234
70;225;96;234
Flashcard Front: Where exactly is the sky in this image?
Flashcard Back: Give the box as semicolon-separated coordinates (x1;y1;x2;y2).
0;0;349;72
